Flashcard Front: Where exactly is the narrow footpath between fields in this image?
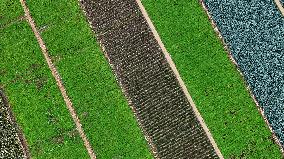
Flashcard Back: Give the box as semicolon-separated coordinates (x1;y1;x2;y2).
19;0;96;158
22;0;153;158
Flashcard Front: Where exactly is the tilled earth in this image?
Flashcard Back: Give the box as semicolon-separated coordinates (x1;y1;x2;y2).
80;0;219;158
0;91;25;159
204;0;284;147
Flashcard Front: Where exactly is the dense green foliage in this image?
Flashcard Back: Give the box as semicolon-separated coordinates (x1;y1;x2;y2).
24;0;153;158
1;0;152;158
142;0;283;158
3;0;281;158
0;0;23;27
0;22;89;158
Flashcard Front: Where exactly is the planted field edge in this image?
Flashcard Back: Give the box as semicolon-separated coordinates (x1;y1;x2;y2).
19;0;96;158
0;88;31;159
199;0;284;155
77;1;159;158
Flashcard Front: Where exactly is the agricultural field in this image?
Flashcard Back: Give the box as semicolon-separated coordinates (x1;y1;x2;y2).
1;0;152;158
80;0;219;158
1;10;90;159
204;0;284;148
1;0;284;158
142;0;283;158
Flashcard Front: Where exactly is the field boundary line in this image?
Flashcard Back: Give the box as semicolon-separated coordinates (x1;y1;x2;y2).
19;0;96;158
135;0;224;158
199;0;284;155
275;0;284;16
0;16;25;30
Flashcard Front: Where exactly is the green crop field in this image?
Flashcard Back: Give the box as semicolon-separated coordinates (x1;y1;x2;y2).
2;0;284;158
1;0;152;158
0;11;89;159
142;0;283;158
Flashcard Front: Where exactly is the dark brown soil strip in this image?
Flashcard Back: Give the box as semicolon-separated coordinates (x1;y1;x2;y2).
79;0;220;158
0;88;30;159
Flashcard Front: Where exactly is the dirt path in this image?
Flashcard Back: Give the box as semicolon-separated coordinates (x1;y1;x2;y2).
19;0;96;158
275;0;284;16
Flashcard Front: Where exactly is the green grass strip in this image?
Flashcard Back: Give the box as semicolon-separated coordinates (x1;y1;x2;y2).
0;19;89;159
0;0;24;26
142;0;283;158
25;0;153;158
